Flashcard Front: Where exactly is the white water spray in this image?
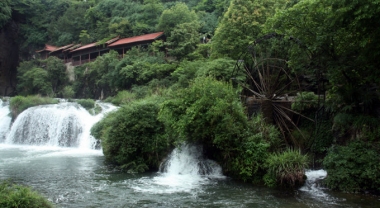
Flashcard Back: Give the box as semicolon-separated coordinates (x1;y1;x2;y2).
299;169;339;204
130;144;225;194
2;100;117;149
0;99;12;142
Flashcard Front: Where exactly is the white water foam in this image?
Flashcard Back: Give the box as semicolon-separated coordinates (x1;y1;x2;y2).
299;169;339;204
129;144;225;194
0;99;11;142
2;100;117;150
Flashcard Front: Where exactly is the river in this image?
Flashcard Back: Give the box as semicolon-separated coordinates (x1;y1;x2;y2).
0;99;379;208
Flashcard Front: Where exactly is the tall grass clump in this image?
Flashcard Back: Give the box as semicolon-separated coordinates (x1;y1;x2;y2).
9;95;58;119
0;181;53;208
264;149;309;188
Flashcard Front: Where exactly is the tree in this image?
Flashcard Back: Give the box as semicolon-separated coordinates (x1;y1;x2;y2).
17;67;52;96
157;2;198;35
211;0;279;59
268;0;380;114
166;21;201;60
0;0;11;29
43;56;68;96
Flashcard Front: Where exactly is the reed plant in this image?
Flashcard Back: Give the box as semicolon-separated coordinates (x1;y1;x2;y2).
264;149;309;188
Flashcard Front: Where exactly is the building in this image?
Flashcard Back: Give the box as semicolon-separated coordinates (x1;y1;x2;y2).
36;32;164;66
35;44;58;59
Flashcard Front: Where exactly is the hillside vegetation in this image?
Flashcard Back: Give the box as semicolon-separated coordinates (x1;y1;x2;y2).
1;0;380;193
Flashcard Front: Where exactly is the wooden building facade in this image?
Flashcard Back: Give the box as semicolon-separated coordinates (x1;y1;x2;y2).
36;32;164;66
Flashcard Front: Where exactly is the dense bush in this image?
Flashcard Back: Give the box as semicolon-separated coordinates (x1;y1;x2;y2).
323;141;380;193
264;149;309;188
91;96;171;172
9;96;59;119
159;77;280;183
0;181;53;208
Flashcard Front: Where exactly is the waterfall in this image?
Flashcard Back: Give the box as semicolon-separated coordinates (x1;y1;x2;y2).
159;143;223;176
0;99;12;142
299;169;338;203
1;100;117;149
130;144;225;194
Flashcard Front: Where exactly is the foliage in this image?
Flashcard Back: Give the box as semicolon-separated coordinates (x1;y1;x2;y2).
157;2;198;35
264;149;309;188
117;48;170;89
17;67;52;96
62;86;75;99
268;0;380;115
292;92;319;112
159;76;247;146
211;0;282;59
332;113;380;142
43;56;68;96
0;180;53;208
0;0;11;29
104;90;136;106
196;58;243;82
76;99;95;110
9;95;58;119
16;57;67;97
165;21;201;60
323;141;380;193
159;77;277;182
91;96;171;172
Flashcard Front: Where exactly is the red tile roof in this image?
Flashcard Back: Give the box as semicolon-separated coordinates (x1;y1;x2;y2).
63;44;82;52
108;32;164;47
50;44;74;54
70;42;97;53
36;44;58;53
70;36;120;53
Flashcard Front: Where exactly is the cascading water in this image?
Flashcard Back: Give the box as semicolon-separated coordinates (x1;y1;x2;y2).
1;100;117;149
130;144;225;194
0;98;12;142
299;169;339;204
159;143;223;176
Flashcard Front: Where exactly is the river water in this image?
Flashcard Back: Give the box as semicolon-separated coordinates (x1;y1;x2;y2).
0;99;379;208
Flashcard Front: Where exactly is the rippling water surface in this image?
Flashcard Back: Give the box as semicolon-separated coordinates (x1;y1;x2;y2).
1;144;379;208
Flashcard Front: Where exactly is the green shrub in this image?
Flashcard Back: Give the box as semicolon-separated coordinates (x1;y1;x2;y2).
292;92;319;112
0;181;53;208
159;77;274;183
92;96;171;172
264;149;309;188
323;141;380;193
104;90;136;106
9;96;59;119
62;86;75;99
76;99;95;110
159;76;248;148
